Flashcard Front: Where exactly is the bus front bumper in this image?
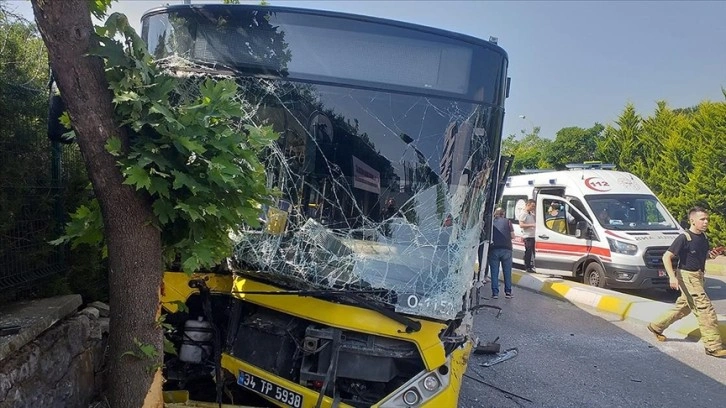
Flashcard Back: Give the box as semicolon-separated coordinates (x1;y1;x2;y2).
219;340;473;408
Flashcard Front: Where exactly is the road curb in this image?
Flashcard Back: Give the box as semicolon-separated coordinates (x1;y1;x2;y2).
509;270;726;341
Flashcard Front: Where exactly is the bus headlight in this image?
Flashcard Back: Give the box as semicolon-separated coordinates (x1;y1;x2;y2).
379;360;451;407
423;375;440;392
402;389;421;405
607;238;638;255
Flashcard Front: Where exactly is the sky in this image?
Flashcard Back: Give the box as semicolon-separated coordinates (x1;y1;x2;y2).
7;0;726;140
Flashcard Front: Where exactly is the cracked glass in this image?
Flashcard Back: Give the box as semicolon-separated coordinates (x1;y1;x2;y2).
142;5;508;320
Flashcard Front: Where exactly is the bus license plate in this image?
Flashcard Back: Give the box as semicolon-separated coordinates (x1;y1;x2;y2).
237;370;302;408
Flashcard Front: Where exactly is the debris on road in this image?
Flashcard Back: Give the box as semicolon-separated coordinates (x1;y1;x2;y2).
473;336;501;355
463;371;533;403
0;325;21;337
480;347;519;367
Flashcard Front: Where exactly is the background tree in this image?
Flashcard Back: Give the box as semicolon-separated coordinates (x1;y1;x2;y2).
597;103;644;172
0;2;54;298
0;2;107;303
680;100;726;240
544;123;604;169
637;101;686;189
31;1;279;405
31;1;165;406
501;127;551;174
639;102;691;216
597;96;726;245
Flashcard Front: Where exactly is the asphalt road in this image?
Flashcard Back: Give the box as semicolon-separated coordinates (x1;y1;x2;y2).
460;284;726;408
619;274;726;312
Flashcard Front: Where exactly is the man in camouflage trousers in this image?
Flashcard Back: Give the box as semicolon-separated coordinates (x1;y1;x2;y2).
648;207;726;358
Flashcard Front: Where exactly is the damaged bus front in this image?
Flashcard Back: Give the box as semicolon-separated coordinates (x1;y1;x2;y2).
143;4;509;407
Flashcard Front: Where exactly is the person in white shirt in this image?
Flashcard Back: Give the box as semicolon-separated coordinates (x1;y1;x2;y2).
518;199;536;272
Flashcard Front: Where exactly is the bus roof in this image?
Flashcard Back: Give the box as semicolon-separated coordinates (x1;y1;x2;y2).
140;4;509;60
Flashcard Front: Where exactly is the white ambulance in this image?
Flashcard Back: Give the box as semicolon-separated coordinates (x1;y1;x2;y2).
500;163;681;289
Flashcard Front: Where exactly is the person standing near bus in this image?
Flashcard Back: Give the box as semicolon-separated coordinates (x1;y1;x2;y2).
647;207;726;358
519;199;536;273
489;208;514;299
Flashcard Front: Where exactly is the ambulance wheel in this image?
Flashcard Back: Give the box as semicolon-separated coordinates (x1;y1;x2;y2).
584;263;606;288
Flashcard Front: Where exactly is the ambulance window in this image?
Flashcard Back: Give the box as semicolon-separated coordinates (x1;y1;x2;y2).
568;198;591;222
543;198;571;235
501;195;526;223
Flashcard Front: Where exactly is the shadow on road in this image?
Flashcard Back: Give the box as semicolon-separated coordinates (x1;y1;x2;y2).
461;281;726;408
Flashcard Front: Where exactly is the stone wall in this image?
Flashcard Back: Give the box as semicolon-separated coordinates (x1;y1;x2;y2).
0;303;108;408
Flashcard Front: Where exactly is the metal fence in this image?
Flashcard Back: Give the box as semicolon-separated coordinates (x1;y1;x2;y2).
0;131;84;303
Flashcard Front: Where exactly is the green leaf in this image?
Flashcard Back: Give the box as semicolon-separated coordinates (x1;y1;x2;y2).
204;204;219;217
59;112;72;129
137;341;158;359
50;201;105;249
88;33;129;68
169;301;188;313
105;137;123;156
172;136;206;155
123;166;152;190
113;91;140;104
89;0;117;19
153;200;177;224
149;102;178;123
122;338;159;360
148;177;170;198
175;202;203;221
163;338;178;356
171;171;208;195
181;254;202;273
246;124;279;148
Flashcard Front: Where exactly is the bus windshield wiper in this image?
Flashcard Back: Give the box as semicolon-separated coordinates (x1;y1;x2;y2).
232;288;422;333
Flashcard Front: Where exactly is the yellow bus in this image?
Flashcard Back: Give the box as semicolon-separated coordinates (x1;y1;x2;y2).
142;4;510;407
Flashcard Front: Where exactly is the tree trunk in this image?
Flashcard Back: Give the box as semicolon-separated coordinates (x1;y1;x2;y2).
30;1;164;407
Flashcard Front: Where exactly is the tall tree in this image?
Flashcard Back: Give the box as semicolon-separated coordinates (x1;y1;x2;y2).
501;127;551;174
544;123;604;169
597;103;643;172
30;1;164;406
681;101;726;243
641;102;691;216
598;98;726;245
31;1;279;405
637;101;683;187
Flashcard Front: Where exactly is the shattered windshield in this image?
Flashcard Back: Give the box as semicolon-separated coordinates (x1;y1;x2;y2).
142;5;508;320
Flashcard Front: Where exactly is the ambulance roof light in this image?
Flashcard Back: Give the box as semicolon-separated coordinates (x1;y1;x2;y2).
565;162;616;170
520;168;551;174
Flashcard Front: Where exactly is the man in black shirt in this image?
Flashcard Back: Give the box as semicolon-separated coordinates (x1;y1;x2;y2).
489;207;514;299
647;207;726;358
